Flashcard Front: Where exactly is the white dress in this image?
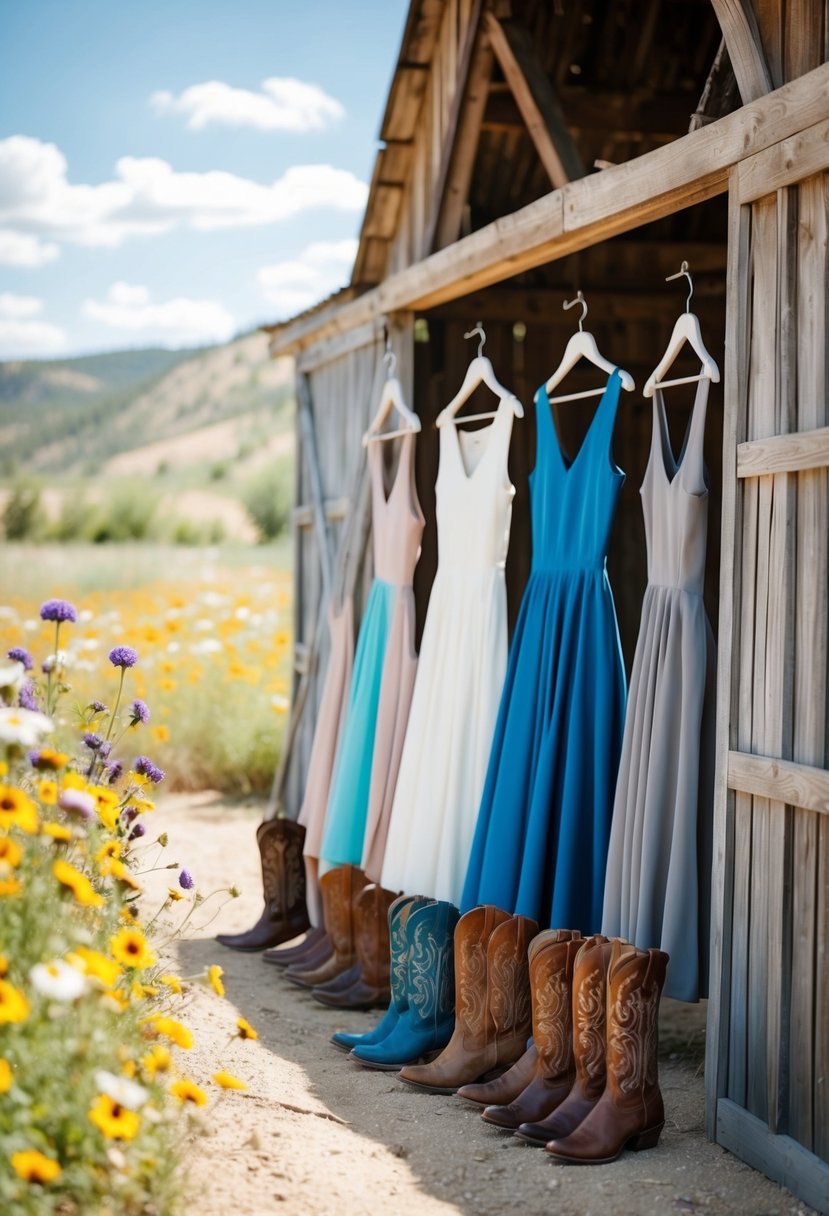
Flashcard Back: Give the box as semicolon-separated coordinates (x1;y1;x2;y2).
381;395;514;905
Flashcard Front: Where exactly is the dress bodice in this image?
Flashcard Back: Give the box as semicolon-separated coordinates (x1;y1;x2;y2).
369;432;424;586
531;370;625;572
640;379;709;595
434;396;515;574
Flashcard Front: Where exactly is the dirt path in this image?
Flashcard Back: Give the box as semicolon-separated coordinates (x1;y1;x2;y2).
145;794;813;1216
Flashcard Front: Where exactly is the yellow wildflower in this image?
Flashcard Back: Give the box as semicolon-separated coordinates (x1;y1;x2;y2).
131;981;159;1001
100;989;129;1014
42;822;71;843
0;877;22;897
53;859;105;908
11;1149;62;1184
127;770;150;790
160;974;183;995
61;771;87;791
37;778;58;805
0;835;22;869
170;1078;207;1106
88;786;120;832
213;1071;247;1091
127;795;155;813
152;724;170;744
207;965;224;997
167;887;183;902
0;954;7;976
89;1093;141;1141
100;857;142;891
0;1058;12;1092
0;786;39;834
119;904;141;924
158;678;176;693
0;979;29;1024
142;1015;193;1049
95;840;122;863
236;1017;258;1041
122;1058;137;1079
141;1044;172;1077
33;747;69;770
109;928;155;971
68;947;123;988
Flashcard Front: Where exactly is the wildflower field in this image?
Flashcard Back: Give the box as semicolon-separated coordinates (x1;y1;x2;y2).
0;543;293;796
0;558;272;1214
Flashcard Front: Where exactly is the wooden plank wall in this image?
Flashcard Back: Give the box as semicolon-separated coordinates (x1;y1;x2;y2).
389;0;476;273
714;158;829;1189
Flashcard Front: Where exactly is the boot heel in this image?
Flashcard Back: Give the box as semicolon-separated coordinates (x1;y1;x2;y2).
627;1122;664;1152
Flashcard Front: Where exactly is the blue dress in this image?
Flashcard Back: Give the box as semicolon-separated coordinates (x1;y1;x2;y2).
461;371;627;933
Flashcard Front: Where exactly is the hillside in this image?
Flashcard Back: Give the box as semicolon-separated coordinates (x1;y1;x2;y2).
0;333;296;544
0;333;294;477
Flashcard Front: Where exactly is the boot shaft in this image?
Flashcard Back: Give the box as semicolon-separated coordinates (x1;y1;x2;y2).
529;931;584;1077
353;885;398;988
260;817;306;911
389;896;428;1010
453;905;510;1043
571;935;612;1097
406;901;460;1030
605;941;668;1109
486;914;538;1038
319;864;368;955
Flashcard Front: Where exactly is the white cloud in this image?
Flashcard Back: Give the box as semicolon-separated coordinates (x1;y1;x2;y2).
150;77;345;133
0;293;66;358
82;282;236;348
0;135;368;251
258;238;357;318
0;228;60;267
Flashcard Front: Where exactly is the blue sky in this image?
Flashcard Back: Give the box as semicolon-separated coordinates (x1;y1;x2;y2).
0;0;407;358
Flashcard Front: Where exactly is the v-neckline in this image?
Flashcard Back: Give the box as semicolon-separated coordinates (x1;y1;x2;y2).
448;396;504;483
373;431;411;508
543;369;618;476
654;377;708;488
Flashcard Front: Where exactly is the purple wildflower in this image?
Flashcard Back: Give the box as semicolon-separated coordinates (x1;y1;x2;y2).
82;731;104;752
18;682;38;711
104;759;123;784
40;599;77;623
179;869;195;890
99;740;112;759
134;755;165;784
89;699;108;714
7;646;33;671
108;646;139;669
128;822;146;841
129;698;150;725
121;806;139;825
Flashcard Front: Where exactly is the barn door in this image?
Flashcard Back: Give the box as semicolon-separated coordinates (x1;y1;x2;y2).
706;121;829;1213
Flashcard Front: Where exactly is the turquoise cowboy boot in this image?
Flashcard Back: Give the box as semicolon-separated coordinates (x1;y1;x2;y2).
350;899;459;1069
330;894;425;1052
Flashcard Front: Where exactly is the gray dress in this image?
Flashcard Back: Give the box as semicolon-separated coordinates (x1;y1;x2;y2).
602;379;716;1002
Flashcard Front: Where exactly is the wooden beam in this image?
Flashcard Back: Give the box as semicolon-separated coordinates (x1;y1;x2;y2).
483;11;585;189
690;38;741;131
711;0;774;102
737;118;829;202
424;2;494;254
737;425;829;478
483;87;698;139
717;1099;829;1216
727;750;829;818
267;64;829;357
296;373;334;602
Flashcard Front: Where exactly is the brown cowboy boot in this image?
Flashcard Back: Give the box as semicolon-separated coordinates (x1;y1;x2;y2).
284;865;368;988
545;941;668;1164
516;935;612;1144
312;884;397;1009
481;930;583;1129
216;818;310;952
456;930;582;1106
399;907;537;1094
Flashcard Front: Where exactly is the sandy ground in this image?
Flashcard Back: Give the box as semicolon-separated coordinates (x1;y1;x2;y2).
143;794;816;1216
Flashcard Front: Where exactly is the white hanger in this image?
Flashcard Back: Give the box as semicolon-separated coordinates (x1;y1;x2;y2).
363;345;422;445
545;292;635;403
643;262;720;397
436;323;524;427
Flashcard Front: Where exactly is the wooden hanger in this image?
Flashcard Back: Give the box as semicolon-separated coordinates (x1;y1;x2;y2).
436;323;524;427
363;346;422;445
643;262;720;397
545;292;635;403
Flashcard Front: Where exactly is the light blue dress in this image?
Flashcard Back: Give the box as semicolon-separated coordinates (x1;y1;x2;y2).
461;372;627;933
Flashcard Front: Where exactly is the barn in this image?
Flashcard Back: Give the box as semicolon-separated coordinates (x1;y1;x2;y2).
264;2;829;1209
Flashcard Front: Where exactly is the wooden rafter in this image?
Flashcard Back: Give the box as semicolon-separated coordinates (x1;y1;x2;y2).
483;10;585;189
482;87;697;140
423;0;493;256
711;0;773;102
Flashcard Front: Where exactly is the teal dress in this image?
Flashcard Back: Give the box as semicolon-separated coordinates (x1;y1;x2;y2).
461;372;627;933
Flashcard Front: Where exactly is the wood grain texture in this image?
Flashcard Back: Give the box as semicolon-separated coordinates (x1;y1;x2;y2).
710;0;774;102
717;1098;829;1215
737;425;829;476
737;118;829;202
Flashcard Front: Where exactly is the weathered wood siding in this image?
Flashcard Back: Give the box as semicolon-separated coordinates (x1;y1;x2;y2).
707;123;829;1214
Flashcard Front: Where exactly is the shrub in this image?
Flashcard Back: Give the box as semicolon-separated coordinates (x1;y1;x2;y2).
242;457;292;542
2;482;47;541
88;483;160;544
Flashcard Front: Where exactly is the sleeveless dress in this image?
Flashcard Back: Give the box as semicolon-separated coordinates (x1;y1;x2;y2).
381;396;514;905
320;432;423;868
602;379;716;1003
462;371;627;934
